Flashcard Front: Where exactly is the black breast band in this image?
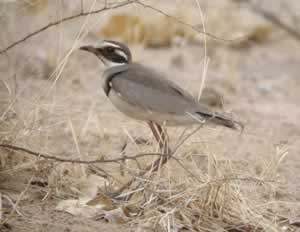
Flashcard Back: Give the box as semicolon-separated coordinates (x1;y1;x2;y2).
103;71;124;96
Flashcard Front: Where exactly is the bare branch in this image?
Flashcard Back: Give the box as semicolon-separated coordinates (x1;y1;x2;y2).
0;0;246;55
0;143;163;164
0;142;170;200
112;123;173;198
0;0;136;55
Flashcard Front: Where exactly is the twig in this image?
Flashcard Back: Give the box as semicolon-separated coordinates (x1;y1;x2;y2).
173;125;204;154
89;164;124;186
0;0;136;55
0;144;163;164
112;123;172;198
209;176;278;185
112;123;207;198
171;156;203;182
0;0;245;55
113;117;242;199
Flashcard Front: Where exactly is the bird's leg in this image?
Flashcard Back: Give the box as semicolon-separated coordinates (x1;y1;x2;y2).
147;121;170;154
111;122;171;199
155;123;170;155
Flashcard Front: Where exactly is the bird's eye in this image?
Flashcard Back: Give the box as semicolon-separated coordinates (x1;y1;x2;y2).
106;47;114;53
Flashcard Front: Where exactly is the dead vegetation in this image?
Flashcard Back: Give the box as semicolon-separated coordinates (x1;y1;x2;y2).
1;0;300;231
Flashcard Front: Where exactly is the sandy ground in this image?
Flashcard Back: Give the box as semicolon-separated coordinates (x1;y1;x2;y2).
1;0;300;231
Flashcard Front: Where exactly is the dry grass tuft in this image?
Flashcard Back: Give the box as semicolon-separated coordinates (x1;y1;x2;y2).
0;1;297;231
117;141;287;231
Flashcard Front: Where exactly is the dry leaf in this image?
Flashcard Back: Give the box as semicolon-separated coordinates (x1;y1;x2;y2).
122;205;140;217
56;174;116;218
55;198;105;218
103;207;129;224
86;192;115;210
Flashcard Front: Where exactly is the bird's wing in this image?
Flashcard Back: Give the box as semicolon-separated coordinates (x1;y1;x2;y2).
108;63;242;130
109;63;202;115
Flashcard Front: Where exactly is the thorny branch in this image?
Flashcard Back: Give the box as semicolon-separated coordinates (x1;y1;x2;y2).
0;0;243;55
0;143;163;164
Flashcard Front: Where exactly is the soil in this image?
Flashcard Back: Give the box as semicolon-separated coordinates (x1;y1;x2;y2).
0;0;300;231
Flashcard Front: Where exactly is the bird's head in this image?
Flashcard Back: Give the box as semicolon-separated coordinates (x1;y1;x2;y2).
80;40;132;68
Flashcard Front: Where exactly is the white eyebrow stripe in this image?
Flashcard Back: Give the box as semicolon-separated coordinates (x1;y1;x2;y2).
102;41;120;49
115;49;128;62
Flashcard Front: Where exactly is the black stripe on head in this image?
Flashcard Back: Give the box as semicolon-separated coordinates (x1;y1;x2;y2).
99;40;132;64
111;48;129;63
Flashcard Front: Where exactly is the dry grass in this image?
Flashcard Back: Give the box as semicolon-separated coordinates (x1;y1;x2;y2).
0;0;298;231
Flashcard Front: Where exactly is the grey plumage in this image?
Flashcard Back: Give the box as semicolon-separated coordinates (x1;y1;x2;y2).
104;63;240;129
80;40;242;130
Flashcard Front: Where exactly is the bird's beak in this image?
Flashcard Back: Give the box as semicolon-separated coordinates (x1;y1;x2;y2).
79;45;98;54
79;45;105;64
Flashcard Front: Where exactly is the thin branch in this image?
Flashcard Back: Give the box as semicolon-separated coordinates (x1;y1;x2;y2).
112;123;206;198
173;124;204;154
113;117;242;199
112;123;172;198
0;0;136;55
171;156;203;182
89;164;124;186
0;143;163;164
0;0;245;55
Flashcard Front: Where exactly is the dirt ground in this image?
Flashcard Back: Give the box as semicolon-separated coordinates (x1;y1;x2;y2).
1;0;300;231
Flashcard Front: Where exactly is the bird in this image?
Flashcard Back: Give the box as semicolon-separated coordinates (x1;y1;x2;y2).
79;40;242;152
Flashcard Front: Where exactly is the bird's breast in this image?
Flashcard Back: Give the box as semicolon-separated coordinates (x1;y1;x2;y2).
107;88;152;120
102;66;129;96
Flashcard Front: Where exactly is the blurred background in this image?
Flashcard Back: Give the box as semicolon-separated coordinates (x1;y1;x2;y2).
0;0;300;231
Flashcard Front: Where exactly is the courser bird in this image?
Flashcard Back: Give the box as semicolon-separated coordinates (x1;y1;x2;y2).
80;40;242;152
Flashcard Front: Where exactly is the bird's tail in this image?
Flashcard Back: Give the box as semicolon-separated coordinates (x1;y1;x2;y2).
196;111;244;131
